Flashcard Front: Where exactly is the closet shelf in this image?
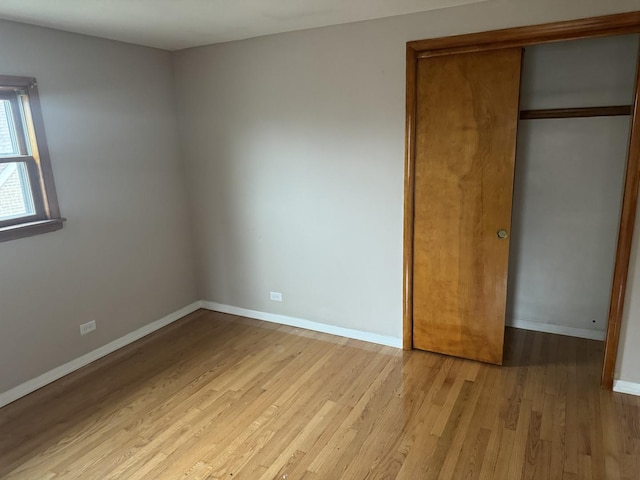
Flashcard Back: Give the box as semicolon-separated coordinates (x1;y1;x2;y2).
519;105;633;120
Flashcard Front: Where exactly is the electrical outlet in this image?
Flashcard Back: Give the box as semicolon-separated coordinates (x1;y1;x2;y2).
270;291;283;302
80;320;96;336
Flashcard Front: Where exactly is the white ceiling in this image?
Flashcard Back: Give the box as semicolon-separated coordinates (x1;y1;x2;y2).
0;0;488;51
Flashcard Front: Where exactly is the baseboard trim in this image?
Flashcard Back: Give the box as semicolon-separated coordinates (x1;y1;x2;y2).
507;319;606;341
201;301;403;349
613;380;640;396
2;301;627;406
0;301;202;409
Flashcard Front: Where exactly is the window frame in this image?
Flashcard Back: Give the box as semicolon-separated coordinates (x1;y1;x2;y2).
0;75;63;242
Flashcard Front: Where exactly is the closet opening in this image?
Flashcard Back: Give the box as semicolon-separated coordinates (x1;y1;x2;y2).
508;33;638;342
403;12;640;389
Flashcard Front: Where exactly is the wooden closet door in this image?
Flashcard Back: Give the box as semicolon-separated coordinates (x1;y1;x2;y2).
412;48;522;364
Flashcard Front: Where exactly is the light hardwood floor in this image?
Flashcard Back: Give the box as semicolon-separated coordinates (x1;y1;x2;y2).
0;309;638;479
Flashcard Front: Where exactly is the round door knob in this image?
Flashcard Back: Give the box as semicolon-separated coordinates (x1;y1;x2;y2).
497;229;508;239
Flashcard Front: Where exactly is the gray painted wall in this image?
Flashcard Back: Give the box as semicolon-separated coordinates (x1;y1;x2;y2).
507;35;638;337
173;0;640;354
0;20;198;393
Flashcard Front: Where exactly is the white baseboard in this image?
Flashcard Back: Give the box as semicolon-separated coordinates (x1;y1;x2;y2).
2;300;631;407
0;301;203;409
613;380;640;397
507;319;606;341
201;301;403;349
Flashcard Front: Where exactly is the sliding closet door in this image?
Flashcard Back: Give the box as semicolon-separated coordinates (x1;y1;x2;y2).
412;48;522;364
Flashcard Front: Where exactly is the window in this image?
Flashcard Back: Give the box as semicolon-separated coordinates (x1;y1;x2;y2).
0;75;63;242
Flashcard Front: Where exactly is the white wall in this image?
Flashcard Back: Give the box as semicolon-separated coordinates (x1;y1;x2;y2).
0;20;198;393
618;195;640;384
507;35;638;337
173;0;640;344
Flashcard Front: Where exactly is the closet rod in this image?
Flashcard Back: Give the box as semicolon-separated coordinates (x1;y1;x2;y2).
520;105;632;120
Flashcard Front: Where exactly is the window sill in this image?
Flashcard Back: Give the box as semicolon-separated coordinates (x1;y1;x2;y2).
0;218;65;243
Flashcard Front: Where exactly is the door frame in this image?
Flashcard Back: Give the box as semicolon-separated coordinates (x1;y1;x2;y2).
403;12;640;389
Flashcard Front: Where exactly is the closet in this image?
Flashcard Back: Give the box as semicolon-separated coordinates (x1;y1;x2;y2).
403;13;640;387
508;35;638;341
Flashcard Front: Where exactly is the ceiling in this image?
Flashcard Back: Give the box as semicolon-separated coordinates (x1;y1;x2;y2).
0;0;488;51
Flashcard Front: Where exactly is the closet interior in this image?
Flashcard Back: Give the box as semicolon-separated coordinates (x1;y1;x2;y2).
507;34;639;341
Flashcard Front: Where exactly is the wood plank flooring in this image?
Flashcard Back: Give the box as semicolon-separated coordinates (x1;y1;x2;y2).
0;309;638;479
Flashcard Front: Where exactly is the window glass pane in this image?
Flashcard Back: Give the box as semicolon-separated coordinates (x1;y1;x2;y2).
0;162;35;222
0;100;19;156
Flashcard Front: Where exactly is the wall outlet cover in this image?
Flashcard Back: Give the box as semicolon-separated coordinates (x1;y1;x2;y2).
269;292;283;302
80;320;97;336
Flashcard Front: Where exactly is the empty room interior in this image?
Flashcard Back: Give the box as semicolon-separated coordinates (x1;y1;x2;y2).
2;0;640;479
